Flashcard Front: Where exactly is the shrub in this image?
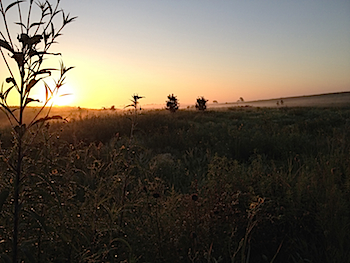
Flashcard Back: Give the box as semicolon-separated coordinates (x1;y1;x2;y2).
166;94;179;113
195;96;208;111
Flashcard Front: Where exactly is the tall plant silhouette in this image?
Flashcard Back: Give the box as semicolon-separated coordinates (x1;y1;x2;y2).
166;94;179;113
0;0;76;261
125;93;144;140
195;96;208;111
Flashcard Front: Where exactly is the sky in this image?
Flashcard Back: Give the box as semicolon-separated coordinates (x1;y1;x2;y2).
1;0;350;109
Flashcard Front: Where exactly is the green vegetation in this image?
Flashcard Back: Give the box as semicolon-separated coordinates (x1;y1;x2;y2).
1;106;349;262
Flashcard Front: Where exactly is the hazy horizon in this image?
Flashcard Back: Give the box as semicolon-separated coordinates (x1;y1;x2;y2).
1;0;349;108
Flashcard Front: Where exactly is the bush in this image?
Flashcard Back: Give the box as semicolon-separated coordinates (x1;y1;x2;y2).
195;96;208;111
166;94;179;113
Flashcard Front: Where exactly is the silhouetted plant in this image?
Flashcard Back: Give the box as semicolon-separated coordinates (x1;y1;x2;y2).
166;94;179;113
126;93;144;112
125;94;144;140
0;0;75;261
195;96;208;111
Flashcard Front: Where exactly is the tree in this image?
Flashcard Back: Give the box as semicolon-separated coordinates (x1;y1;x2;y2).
195;96;208;111
0;1;76;261
165;94;179;113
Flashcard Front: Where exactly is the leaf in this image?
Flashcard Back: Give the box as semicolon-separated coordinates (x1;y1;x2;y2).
29;22;44;29
3;86;14;100
125;104;134;109
17;33;29;44
5;1;24;13
24;98;40;107
26;79;38;93
15;22;27;29
0;190;9;212
34;51;61;56
46;0;53;14
65;66;74;73
43;31;51;45
58;93;72;98
12;52;24;67
32;115;63;126
44;82;52;101
34;68;56;76
27;209;49;234
5;77;15;84
29;35;42;45
0;39;14;53
51;22;55;38
63;13;77;25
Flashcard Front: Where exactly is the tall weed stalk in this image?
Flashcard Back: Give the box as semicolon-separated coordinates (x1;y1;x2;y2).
0;0;75;261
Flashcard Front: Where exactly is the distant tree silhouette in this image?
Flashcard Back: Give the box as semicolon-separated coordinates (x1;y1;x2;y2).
195;96;208;111
166;94;179;113
240;97;244;102
213;100;218;104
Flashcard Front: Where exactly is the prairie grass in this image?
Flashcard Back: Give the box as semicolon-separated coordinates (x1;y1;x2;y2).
1;106;350;262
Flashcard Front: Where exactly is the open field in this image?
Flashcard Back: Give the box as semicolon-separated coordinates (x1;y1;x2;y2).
209;91;350;109
1;100;350;262
1;91;349;128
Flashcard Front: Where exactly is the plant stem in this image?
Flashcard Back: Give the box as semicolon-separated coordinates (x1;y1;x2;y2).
13;139;22;263
12;50;25;263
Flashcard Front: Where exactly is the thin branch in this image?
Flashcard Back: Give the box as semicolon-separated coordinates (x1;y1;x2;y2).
42;0;61;33
0;48;19;92
0;0;14;48
17;1;23;35
26;0;34;34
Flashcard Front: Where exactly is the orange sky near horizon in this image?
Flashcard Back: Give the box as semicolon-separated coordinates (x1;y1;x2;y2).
1;0;349;109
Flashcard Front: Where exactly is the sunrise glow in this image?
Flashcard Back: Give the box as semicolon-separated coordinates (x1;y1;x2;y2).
0;1;349;109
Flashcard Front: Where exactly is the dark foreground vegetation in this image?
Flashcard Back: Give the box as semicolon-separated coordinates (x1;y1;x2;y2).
1;106;350;262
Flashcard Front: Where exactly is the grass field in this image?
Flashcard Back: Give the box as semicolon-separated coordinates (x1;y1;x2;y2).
1;94;350;262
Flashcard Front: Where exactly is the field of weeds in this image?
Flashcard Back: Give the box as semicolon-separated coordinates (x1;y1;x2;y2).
1;106;350;262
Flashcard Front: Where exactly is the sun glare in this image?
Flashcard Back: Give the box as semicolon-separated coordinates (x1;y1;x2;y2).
51;84;75;106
